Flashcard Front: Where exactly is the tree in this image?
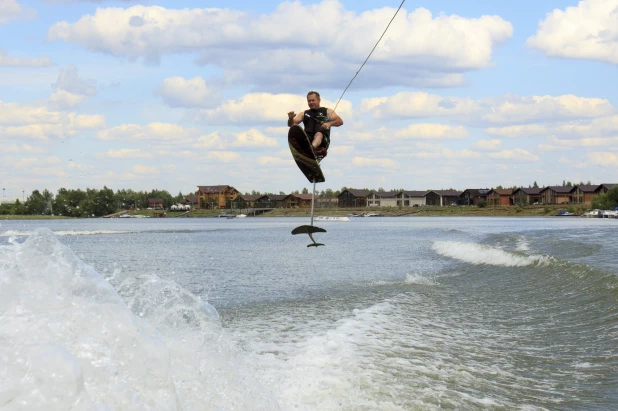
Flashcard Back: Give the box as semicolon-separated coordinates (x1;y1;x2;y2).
496;185;504;189
533;181;539;188
591;187;618;210
302;188;309;194
26;190;47;215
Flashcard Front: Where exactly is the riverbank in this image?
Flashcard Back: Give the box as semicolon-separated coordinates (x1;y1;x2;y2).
0;204;586;220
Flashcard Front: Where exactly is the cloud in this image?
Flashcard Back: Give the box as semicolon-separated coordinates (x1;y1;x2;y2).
131;164;158;174
193;93;352;125
587;151;618;166
97;122;192;142
362;92;616;126
0;100;105;140
527;0;618;64
0;50;53;67
47;89;87;110
472;139;502;151
395;123;469;139
0;0;35;24
206;151;241;163
231;129;278;148
487;148;539;161
96;148;152;159
52;65;97;96
352;157;398;168
155;76;221;108
47;2;512;89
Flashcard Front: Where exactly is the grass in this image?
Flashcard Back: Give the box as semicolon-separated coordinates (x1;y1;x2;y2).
0;204;581;220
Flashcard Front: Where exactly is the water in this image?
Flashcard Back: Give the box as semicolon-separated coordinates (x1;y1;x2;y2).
1;217;617;410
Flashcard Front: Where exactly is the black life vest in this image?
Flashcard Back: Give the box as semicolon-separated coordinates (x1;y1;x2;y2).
302;107;330;146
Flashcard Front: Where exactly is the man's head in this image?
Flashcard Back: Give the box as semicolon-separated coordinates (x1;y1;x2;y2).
307;91;321;109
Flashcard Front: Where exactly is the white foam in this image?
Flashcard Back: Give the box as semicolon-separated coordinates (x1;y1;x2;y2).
0;229;131;237
432;241;551;267
0;228;277;410
404;274;439;286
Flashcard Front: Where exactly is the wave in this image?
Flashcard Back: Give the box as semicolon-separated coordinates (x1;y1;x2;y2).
0;229;132;237
432;241;552;267
0;228;277;409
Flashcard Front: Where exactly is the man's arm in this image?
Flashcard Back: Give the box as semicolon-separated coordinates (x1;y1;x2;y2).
322;108;343;129
287;111;304;127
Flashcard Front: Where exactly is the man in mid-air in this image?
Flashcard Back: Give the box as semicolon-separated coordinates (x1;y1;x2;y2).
287;91;343;159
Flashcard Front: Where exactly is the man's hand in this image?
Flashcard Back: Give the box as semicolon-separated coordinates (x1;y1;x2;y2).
320;122;331;130
288;111;296;119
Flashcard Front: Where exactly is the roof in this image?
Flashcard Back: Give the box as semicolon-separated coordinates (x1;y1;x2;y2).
542;185;575;194
461;189;491;197
197;185;236;194
600;183;616;190
401;191;428;197
290;193;313;201
183;195;198;204
264;194;290;201
148;198;164;202
427;190;462;196
492;189;514;195
576;185;600;193
238;194;263;201
340;189;372;197
372;191;399;198
513;187;542;195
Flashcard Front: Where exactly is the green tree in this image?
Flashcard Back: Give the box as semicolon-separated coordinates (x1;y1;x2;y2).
533;181;539;188
302;188;309;194
591;187;618;210
26;190;47;215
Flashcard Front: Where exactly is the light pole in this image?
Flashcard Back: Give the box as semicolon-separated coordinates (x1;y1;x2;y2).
2;188;4;203
22;190;24;202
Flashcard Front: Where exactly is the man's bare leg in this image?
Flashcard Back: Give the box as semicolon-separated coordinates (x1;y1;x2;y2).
312;132;323;149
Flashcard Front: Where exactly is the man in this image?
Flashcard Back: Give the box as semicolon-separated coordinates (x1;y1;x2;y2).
287;91;343;159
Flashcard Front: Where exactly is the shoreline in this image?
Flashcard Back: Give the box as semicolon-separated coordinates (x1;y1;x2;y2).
0;205;595;220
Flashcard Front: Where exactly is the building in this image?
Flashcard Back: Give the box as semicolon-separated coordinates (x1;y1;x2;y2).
571;185;600;204
367;191;399;207
460;189;491;206
396;191;427;207
486;189;514;206
147;198;164;209
289;193;313;208
540;186;575;205
424;190;462;206
512;187;542;205
338;189;372;208
197;185;239;209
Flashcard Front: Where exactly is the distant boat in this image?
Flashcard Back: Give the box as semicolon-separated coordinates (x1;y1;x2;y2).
363;212;384;217
315;216;350;222
236;214;247;218
556;211;576;216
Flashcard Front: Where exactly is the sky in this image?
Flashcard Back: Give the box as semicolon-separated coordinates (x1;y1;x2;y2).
1;0;618;200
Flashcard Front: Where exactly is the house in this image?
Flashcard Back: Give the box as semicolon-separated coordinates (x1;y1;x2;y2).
367;191;399;207
396;191;427;207
338;189;372;207
180;195;198;209
197;185;239;209
236;194;265;208
540;186;575;204
486;189;514;206
571;185;600;204
598;184;616;194
289;193;313;208
460;189;491;206
258;194;292;208
424;190;462;206
512;187;542;205
147;198;164;209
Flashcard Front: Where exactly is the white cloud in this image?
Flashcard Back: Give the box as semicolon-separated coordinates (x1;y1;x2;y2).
395;123;469;139
527;0;618;64
0;100;105;140
0;50;52;67
155;76;221;108
547;135;618;147
195;132;226;149
96;148;152;159
441;148;482;159
352;157;398;168
47;89;86;110
52;65;97;96
132;165;158;174
231;129;278;148
537;144;573;152
97;122;192;142
472;139;502;151
206;151;241;163
194;93;352;125
487;149;539;161
587;151;618;166
257;156;292;166
363;92;615;125
0;0;35;24
47;2;512;89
